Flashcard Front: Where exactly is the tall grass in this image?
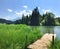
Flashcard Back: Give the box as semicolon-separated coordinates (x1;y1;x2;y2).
0;24;42;49
48;38;60;49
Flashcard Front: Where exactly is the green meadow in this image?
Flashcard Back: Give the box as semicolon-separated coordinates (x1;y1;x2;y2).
0;24;42;49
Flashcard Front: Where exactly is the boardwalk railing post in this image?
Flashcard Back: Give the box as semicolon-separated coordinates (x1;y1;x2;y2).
52;35;54;45
52;30;54;47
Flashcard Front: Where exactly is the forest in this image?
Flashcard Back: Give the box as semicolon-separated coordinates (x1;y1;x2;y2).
0;7;60;26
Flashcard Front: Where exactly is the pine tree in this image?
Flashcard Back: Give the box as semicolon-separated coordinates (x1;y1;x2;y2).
30;7;40;26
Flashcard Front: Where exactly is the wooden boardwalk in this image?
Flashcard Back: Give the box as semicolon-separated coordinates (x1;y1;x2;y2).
28;33;56;49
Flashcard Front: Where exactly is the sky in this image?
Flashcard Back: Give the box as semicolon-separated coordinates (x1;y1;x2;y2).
0;0;60;20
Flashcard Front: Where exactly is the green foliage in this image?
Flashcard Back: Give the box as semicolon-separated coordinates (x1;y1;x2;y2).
55;17;60;26
48;38;60;49
30;7;41;26
15;19;21;24
0;24;42;49
42;12;55;26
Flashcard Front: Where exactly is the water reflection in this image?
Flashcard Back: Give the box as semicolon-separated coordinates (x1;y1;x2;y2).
40;26;60;39
31;26;60;39
54;26;60;39
40;26;54;34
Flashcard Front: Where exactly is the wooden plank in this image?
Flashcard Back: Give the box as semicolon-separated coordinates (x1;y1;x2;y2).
28;33;56;49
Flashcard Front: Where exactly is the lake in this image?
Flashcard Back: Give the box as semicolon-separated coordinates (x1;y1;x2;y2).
40;26;60;39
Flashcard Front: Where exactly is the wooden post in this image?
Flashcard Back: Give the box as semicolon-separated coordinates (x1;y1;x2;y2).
52;30;54;47
52;35;54;45
25;35;28;49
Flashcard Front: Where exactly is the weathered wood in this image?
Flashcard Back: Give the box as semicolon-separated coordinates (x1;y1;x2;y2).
28;33;56;49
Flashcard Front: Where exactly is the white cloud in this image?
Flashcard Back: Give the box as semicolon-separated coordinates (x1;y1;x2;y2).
23;5;28;9
42;9;60;18
56;16;59;17
8;9;13;12
15;10;32;17
5;7;32;20
4;16;15;20
42;9;52;14
38;7;40;9
28;10;32;14
4;16;11;20
55;15;60;18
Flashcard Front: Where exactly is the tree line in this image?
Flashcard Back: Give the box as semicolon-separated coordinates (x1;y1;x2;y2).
0;7;60;26
15;7;60;26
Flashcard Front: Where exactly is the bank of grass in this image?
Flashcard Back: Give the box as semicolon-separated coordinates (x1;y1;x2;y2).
48;38;60;49
0;24;43;49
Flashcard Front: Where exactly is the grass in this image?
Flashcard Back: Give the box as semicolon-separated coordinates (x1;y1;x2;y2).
48;38;60;49
0;24;43;49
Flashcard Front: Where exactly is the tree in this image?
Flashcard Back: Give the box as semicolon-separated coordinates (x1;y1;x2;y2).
55;17;60;25
25;15;29;25
15;19;22;24
30;7;40;26
21;14;26;24
42;12;55;26
56;17;60;23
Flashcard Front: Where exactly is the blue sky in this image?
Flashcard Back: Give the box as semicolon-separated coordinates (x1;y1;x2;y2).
0;0;60;20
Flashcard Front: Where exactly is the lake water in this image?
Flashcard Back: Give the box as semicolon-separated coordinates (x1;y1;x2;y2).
40;26;60;39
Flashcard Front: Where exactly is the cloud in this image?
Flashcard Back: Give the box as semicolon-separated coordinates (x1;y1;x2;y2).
38;7;40;9
5;10;32;20
56;16;59;17
5;7;32;20
4;16;15;20
4;16;12;20
42;9;52;14
42;9;60;18
23;5;28;9
8;9;13;12
55;15;60;18
15;10;32;17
